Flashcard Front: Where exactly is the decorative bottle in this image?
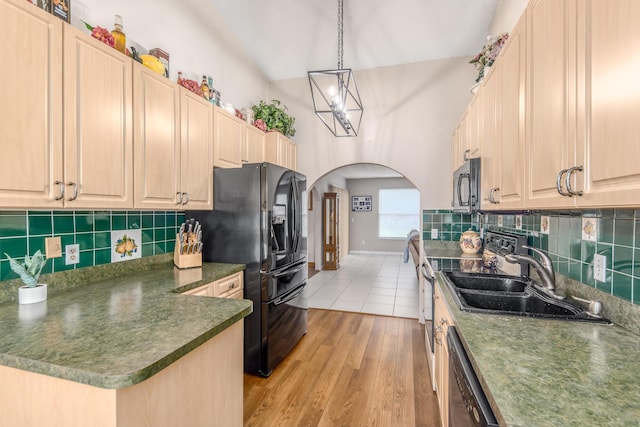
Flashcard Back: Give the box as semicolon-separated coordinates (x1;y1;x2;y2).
112;15;126;54
200;75;210;101
207;77;215;104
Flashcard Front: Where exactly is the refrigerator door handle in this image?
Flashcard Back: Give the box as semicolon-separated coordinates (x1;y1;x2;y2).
273;286;305;306
272;263;306;278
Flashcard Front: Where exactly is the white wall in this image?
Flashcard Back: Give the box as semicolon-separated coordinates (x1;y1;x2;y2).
75;0;268;108
347;177;417;253
490;0;528;36
269;57;477;210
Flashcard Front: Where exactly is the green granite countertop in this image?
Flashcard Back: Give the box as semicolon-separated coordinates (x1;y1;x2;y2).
435;272;640;427
0;262;252;389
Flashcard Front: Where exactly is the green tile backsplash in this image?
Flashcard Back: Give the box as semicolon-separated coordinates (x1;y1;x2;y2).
0;210;185;282
423;208;640;306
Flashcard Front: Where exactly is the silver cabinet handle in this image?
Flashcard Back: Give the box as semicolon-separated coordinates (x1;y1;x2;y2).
488;188;494;203
565;166;584;196
493;187;500;204
556;169;571;196
66;182;78;201
489;187;500;204
176;192;183;205
54;180;65;201
182;192;189;205
463;149;471;161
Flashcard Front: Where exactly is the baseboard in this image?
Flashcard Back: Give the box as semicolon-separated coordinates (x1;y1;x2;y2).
308;262;315;268
348;251;403;256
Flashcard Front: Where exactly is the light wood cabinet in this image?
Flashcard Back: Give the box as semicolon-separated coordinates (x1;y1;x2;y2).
0;0;63;208
479;68;499;209
433;283;453;427
180;89;214;209
133;63;181;209
182;272;244;299
265;131;292;168
244;124;266;164
63;24;133;209
213;106;244;168
288;140;298;171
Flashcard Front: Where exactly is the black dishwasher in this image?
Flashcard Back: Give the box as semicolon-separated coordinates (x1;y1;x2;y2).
447;327;498;427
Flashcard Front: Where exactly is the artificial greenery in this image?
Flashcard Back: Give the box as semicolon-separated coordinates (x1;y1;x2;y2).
251;100;296;137
5;250;47;288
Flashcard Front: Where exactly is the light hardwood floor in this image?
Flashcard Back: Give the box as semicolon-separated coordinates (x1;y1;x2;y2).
243;309;440;427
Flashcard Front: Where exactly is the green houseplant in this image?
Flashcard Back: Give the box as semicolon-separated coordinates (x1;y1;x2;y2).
251;100;296;138
5;250;48;304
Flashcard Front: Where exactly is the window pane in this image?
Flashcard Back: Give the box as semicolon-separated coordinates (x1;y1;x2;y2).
378;189;420;238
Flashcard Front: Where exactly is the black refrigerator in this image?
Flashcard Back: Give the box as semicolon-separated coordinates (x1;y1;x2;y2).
187;163;307;377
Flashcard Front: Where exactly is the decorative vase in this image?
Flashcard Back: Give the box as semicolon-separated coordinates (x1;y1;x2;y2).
459;230;482;254
18;284;47;305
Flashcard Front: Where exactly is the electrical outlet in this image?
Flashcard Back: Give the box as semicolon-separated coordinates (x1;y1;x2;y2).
65;244;80;265
45;237;62;258
431;228;438;239
594;254;606;282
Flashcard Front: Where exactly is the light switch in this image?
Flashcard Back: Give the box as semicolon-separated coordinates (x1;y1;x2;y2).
45;237;62;258
65;244;80;265
594;254;606;282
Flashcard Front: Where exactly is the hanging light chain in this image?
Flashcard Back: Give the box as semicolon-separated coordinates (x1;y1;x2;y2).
337;0;344;70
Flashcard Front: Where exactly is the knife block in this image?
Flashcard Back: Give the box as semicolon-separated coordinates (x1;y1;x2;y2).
173;234;202;269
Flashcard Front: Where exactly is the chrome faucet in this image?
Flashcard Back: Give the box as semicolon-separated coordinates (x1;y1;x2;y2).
505;246;564;300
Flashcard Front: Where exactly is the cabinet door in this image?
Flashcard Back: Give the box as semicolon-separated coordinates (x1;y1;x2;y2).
180;89;213;210
525;0;577;208
0;0;63;208
265;132;291;168
212;272;243;298
133;63;181;209
213;106;243;168
288;141;297;171
466;96;481;160
433;285;451;427
576;0;640;206
497;15;526;210
244;125;265;164
479;70;498;210
63;24;133;209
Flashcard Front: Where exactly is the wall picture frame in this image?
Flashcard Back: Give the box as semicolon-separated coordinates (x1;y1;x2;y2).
352;195;372;212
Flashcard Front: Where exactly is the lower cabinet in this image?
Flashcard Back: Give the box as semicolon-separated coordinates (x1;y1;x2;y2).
433;283;453;427
182;272;244;299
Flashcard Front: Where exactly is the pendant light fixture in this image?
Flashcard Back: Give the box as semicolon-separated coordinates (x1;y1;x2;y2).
308;0;363;137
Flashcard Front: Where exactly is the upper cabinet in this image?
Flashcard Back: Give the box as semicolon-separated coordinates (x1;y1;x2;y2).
0;0;62;208
574;0;640;207
133;62;181;209
265;132;297;170
63;24;133;209
213;106;244;168
244;125;265;164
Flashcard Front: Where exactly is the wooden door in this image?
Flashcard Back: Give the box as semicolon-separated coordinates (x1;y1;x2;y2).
322;193;339;270
133;63;181;209
525;0;577;208
479;69;498;209
466;96;481;160
180;89;213;210
576;0;640;206
244;125;265;164
265;132;290;168
497;14;526;210
288;140;298;171
213;106;243;168
0;0;63;208
63;24;133;208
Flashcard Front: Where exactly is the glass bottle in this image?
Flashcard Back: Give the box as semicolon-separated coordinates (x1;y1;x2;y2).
207;77;215;104
177;71;184;85
200;75;210;101
112;15;126;54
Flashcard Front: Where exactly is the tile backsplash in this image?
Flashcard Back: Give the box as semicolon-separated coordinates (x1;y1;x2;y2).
0;210;185;282
423;209;640;306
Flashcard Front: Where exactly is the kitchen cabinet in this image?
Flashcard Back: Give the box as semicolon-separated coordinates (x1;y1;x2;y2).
573;0;640;206
63;24;133;209
0;0;63;208
244;124;266;164
481;14;526;210
134;68;212;210
133;62;181;209
451;125;463;173
265;131;293;169
182;272;244;299
179;89;214;209
433;283;453;427
288;140;298;171
213;106;244;168
525;0;577;209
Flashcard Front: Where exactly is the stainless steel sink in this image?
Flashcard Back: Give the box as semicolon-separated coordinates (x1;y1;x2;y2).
443;272;611;324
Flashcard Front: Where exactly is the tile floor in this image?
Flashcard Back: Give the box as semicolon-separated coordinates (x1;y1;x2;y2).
307;253;420;319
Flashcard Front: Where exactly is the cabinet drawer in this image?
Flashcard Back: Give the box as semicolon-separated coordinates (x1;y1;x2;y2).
227;289;243;300
213;272;243;298
183;284;211;296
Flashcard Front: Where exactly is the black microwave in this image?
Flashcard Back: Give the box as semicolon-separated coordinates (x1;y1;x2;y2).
452;158;480;212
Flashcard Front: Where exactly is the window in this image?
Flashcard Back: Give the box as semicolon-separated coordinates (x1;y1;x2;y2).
378;188;420;239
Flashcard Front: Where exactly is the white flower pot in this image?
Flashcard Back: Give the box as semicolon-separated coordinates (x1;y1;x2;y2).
18;284;47;305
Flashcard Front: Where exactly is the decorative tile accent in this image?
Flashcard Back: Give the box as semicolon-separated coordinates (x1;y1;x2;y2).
0;211;185;282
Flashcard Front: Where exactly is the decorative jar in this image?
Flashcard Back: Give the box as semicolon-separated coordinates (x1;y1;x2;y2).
459;229;482;254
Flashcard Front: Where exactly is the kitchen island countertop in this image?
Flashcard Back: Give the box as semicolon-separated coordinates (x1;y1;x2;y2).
436;272;640;426
0;261;251;389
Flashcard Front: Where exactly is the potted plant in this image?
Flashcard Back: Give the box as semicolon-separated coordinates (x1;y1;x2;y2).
251;100;296;138
5;250;48;304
